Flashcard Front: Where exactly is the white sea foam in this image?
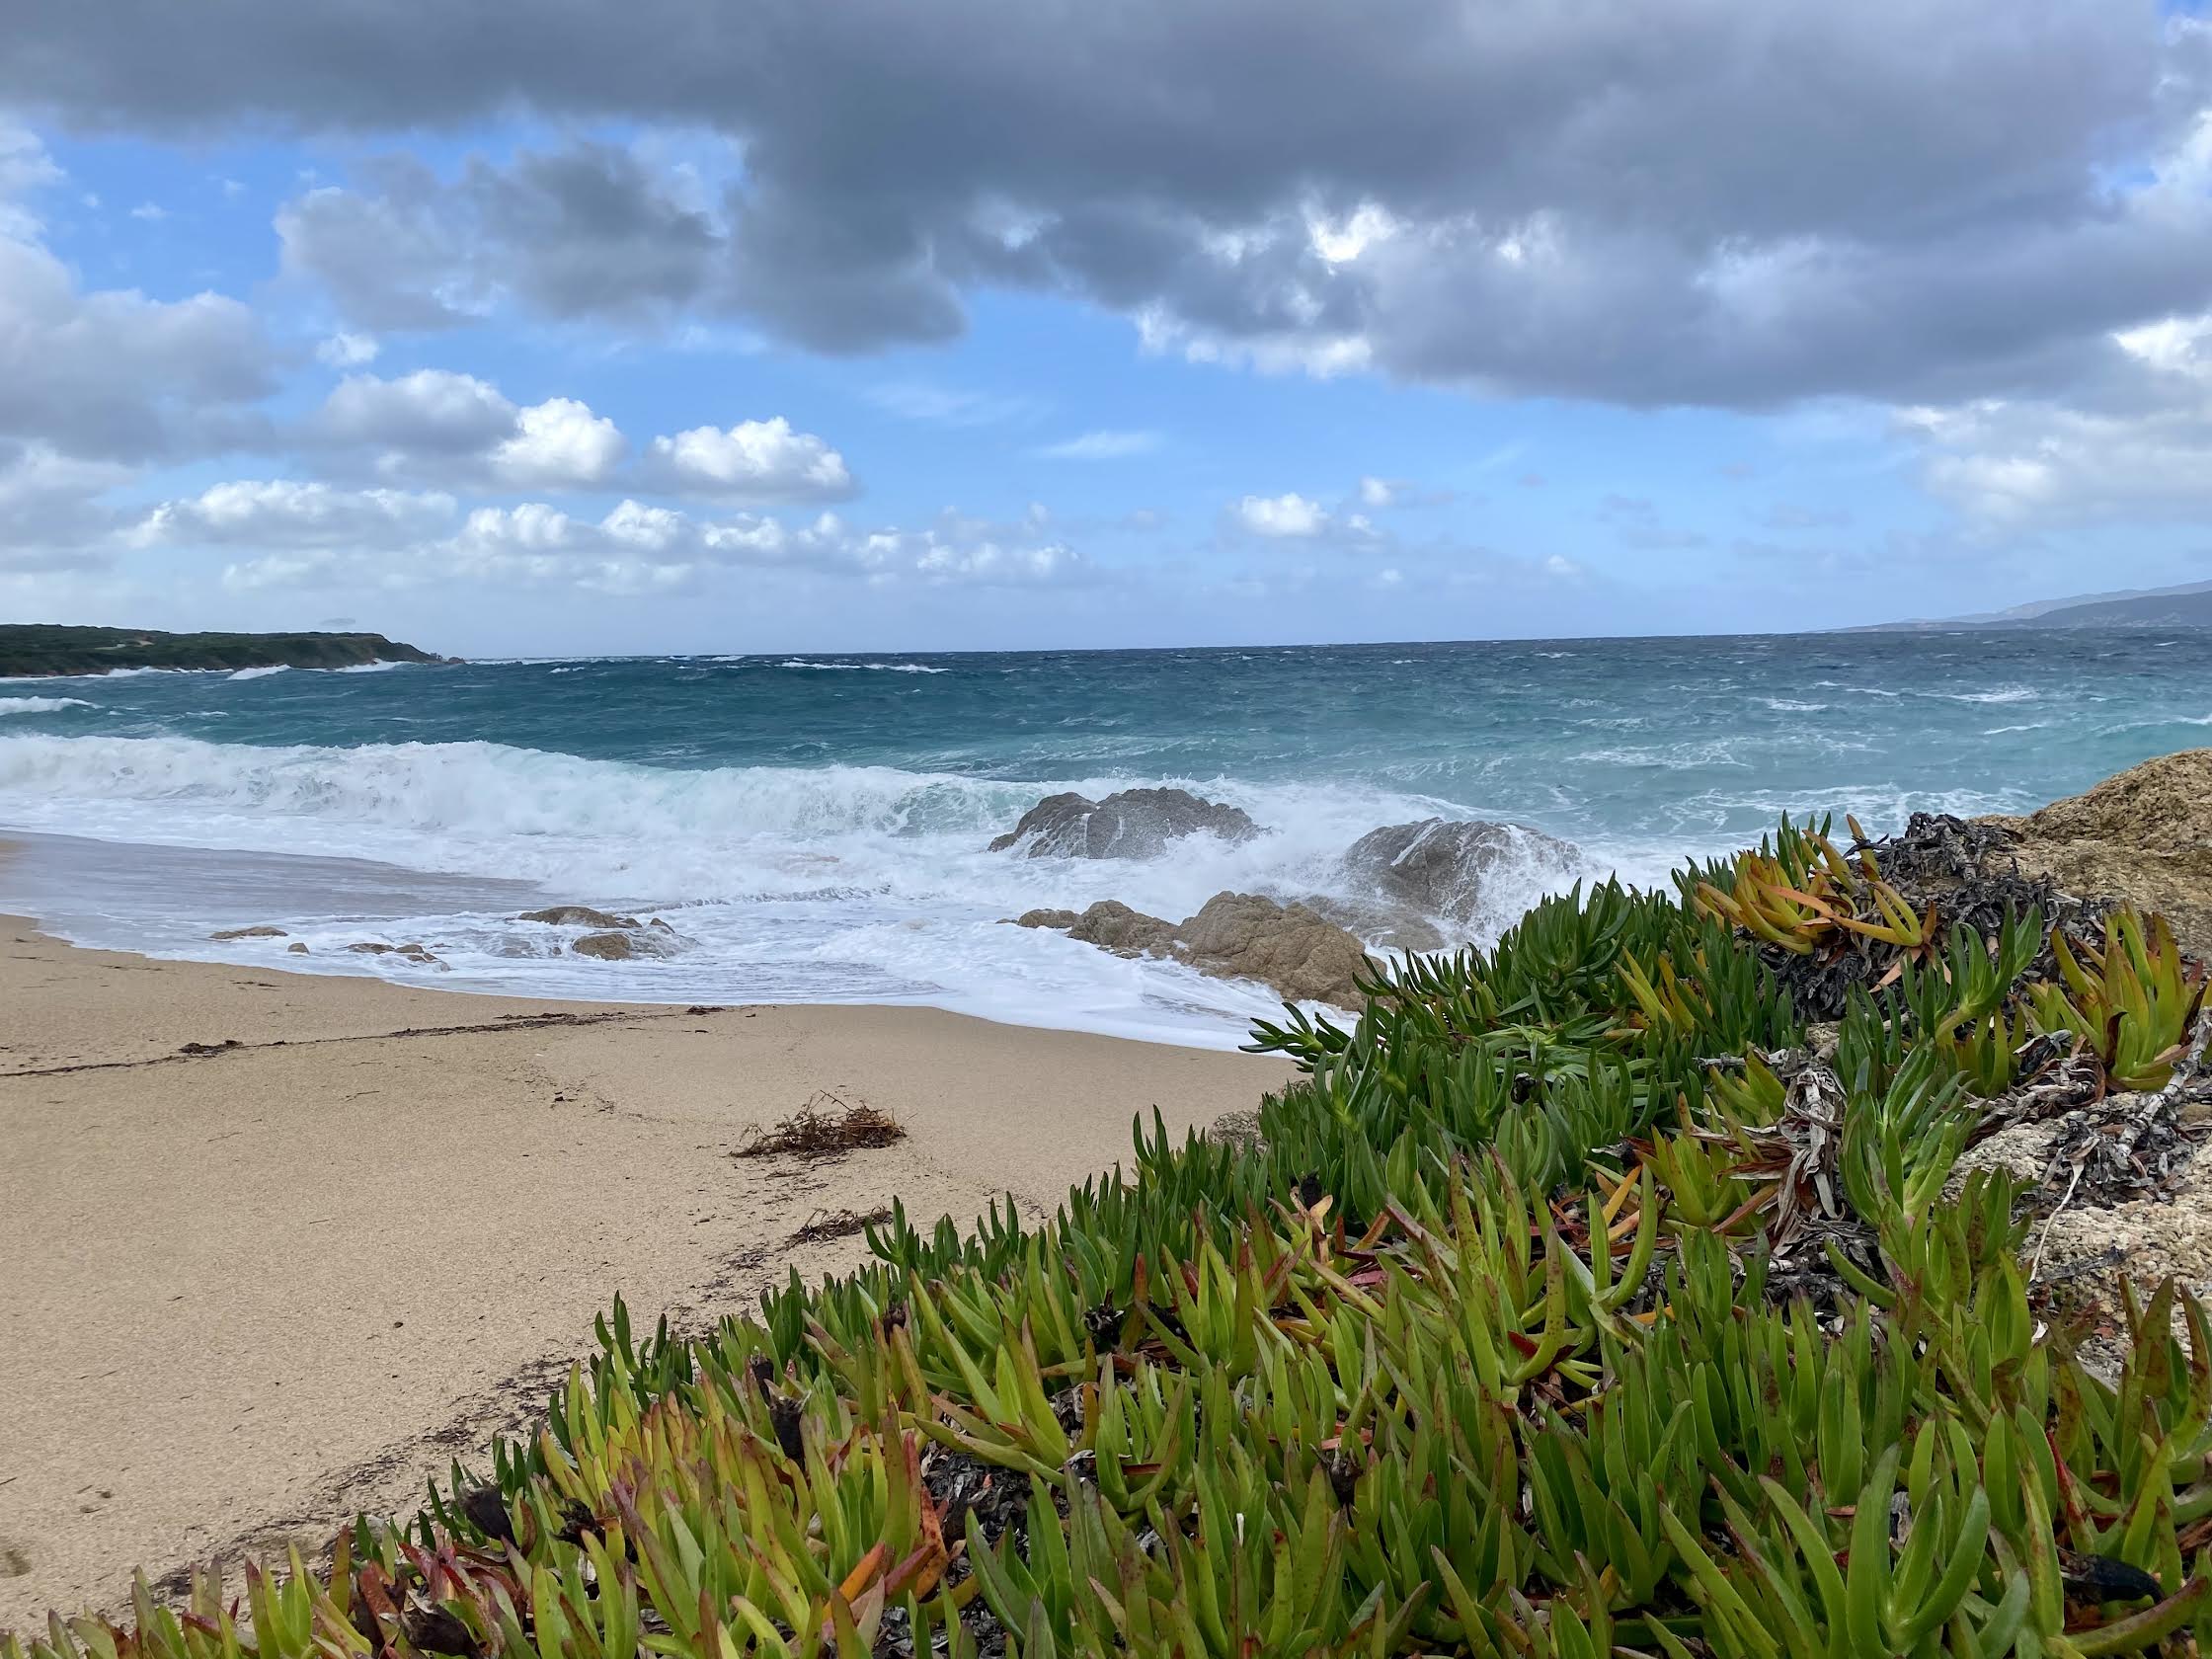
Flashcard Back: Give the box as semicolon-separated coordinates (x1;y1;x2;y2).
333;660;411;673
0;732;1627;1043
777;660;949;673
228;665;291;680
0;696;92;715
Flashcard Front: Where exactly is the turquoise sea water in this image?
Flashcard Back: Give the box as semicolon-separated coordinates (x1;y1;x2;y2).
2;632;2208;1045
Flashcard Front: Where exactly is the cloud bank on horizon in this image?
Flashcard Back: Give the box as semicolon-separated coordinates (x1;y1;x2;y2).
0;0;2208;652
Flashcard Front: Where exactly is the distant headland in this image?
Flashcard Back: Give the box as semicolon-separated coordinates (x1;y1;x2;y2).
0;625;450;678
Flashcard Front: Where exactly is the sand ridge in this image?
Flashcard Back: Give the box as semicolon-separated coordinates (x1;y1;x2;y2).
0;909;1292;1627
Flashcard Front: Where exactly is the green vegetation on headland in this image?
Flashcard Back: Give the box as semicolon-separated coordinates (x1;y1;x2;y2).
0;626;445;678
13;762;2212;1659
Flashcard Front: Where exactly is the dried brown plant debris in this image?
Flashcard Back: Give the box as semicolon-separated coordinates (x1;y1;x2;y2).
785;1204;896;1245
734;1091;906;1160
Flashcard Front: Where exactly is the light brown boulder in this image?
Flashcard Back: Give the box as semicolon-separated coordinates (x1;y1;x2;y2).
1018;891;1375;1009
517;906;643;930
1979;749;2212;958
1067;901;1180;957
209;925;287;940
1175;892;1376;1007
573;931;639;960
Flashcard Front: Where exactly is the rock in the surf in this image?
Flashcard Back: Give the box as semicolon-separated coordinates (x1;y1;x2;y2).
1174;893;1375;1007
988;788;1262;858
517;906;644;930
209;924;288;940
1018;891;1373;1009
347;940;443;966
571;928;680;961
1342;818;1579;925
1067;900;1181;956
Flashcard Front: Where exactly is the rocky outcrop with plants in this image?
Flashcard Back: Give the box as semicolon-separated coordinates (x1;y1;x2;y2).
15;755;2212;1658
1981;749;2212;963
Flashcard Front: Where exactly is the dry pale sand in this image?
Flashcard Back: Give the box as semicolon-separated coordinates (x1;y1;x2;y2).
0;907;1293;1628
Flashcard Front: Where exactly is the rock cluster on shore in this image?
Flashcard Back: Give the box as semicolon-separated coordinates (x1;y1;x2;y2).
989;786;1584;1000
1016;892;1376;1008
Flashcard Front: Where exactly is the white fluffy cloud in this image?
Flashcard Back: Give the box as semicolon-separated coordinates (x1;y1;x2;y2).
306;375;856;504
307;370;626;490
141;482;1088;597
495;397;628;490
1234;493;1331;538
1905;305;2212;526
132;480;460;548
640;417;855;503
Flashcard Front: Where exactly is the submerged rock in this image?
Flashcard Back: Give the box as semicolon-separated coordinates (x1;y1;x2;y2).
571;928;679;961
348;940;441;966
1978;749;2212;959
517;906;644;930
988;788;1262;859
1341;818;1579;925
209;924;287;940
286;942;309;955
1020;890;1373;1008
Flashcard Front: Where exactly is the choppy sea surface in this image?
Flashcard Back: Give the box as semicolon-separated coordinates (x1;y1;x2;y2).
2;632;2208;1047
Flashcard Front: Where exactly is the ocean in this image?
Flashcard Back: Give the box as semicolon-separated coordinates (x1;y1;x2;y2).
2;631;2208;1047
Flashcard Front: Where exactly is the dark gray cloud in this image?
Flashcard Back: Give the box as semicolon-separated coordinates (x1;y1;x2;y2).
278;145;721;330
6;0;2212;405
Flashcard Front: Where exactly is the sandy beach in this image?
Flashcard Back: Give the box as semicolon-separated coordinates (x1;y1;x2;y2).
0;882;1293;1626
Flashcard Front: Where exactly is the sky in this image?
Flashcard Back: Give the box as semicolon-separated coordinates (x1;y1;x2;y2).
2;0;2211;656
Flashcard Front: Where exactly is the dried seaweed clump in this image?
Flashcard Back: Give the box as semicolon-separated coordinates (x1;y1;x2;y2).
735;1092;906;1160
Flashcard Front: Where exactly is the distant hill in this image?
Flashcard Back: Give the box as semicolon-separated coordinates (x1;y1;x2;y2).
0;625;447;677
1862;578;2212;632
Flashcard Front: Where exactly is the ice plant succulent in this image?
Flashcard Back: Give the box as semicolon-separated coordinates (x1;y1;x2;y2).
10;815;2212;1659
